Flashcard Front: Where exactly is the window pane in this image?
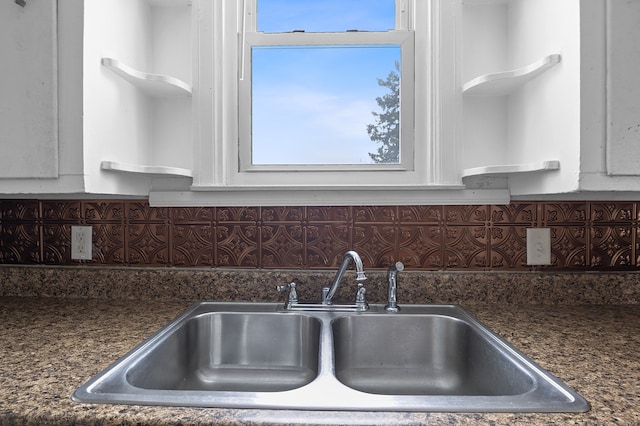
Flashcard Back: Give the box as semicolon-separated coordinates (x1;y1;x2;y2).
257;0;396;33
251;45;401;165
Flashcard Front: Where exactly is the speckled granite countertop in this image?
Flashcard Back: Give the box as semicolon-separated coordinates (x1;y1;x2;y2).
1;296;639;425
1;266;640;425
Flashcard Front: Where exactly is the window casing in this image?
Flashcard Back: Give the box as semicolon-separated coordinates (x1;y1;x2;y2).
241;33;412;171
188;0;466;204
240;0;414;173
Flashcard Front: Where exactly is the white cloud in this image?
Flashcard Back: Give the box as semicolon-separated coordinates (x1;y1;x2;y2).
252;85;378;164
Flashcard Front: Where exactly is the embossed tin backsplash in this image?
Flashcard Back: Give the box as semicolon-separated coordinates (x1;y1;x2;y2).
0;200;638;270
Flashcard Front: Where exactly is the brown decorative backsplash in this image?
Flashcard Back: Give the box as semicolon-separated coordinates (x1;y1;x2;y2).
0;200;639;270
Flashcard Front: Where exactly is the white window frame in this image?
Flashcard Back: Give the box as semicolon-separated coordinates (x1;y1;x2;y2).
156;0;510;206
239;29;414;174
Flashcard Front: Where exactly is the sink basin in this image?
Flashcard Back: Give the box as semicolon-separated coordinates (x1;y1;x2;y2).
333;314;534;396
126;312;321;392
73;302;589;412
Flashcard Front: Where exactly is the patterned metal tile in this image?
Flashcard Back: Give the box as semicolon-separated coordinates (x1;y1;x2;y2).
590;225;634;268
353;206;397;223
307;206;350;222
42;223;72;264
542;202;588;224
127;223;169;266
444;205;489;224
305;222;350;268
636;226;640;266
1;200;39;221
353;224;397;268
398;206;443;224
490;226;527;269
550;225;588;269
1;199;640;271
42;201;81;222
590;202;635;223
261;224;304;268
172;207;215;223
444;225;489;270
1;222;40;263
83;201;125;222
127;201;171;222
216;224;259;268
398;224;442;269
93;223;125;265
217;207;259;222
490;203;536;225
261;206;305;222
173;224;214;267
214;207;260;268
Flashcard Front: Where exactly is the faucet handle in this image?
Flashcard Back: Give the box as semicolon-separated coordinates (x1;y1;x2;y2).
276;280;299;304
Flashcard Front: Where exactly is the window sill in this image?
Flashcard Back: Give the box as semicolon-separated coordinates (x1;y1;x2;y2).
149;186;510;206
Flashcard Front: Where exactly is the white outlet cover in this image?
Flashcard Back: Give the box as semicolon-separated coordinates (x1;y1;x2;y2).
71;226;92;260
526;228;551;265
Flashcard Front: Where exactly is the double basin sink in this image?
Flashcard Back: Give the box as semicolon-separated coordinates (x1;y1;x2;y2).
72;302;588;412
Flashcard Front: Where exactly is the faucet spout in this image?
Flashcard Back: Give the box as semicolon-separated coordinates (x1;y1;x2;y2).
323;250;366;305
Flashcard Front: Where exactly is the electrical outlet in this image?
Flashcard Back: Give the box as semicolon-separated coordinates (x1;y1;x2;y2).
526;228;551;265
71;226;92;260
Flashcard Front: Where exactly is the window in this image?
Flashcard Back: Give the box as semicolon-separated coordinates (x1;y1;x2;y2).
241;0;410;170
184;0;466;205
247;44;403;167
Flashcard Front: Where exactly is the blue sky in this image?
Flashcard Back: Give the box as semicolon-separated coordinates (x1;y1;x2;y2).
258;0;395;33
252;0;399;165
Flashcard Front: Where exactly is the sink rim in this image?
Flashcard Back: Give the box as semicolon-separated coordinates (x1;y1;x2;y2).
72;302;590;413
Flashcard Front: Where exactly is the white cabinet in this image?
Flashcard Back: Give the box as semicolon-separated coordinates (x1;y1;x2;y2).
606;0;640;176
0;0;58;179
80;0;193;195
89;0;193;184
460;0;576;195
3;0;640;200
0;0;193;196
461;0;640;197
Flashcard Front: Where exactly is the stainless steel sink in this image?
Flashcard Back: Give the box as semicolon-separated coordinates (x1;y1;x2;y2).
126;312;321;392
72;302;589;412
333;314;534;396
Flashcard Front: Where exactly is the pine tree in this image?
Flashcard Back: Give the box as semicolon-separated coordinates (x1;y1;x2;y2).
367;61;400;164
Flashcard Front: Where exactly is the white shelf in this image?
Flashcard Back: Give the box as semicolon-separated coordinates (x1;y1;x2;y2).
463;54;561;96
101;57;192;97
462;160;560;179
101;160;193;178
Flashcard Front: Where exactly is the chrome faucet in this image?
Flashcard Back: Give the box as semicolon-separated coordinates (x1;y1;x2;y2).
323;250;367;305
384;261;404;312
276;251;368;311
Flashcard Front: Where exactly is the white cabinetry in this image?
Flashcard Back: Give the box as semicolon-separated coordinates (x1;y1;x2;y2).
3;0;640;201
0;0;192;196
0;0;58;179
461;0;640;198
460;0;575;194
606;0;640;176
80;0;193;195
